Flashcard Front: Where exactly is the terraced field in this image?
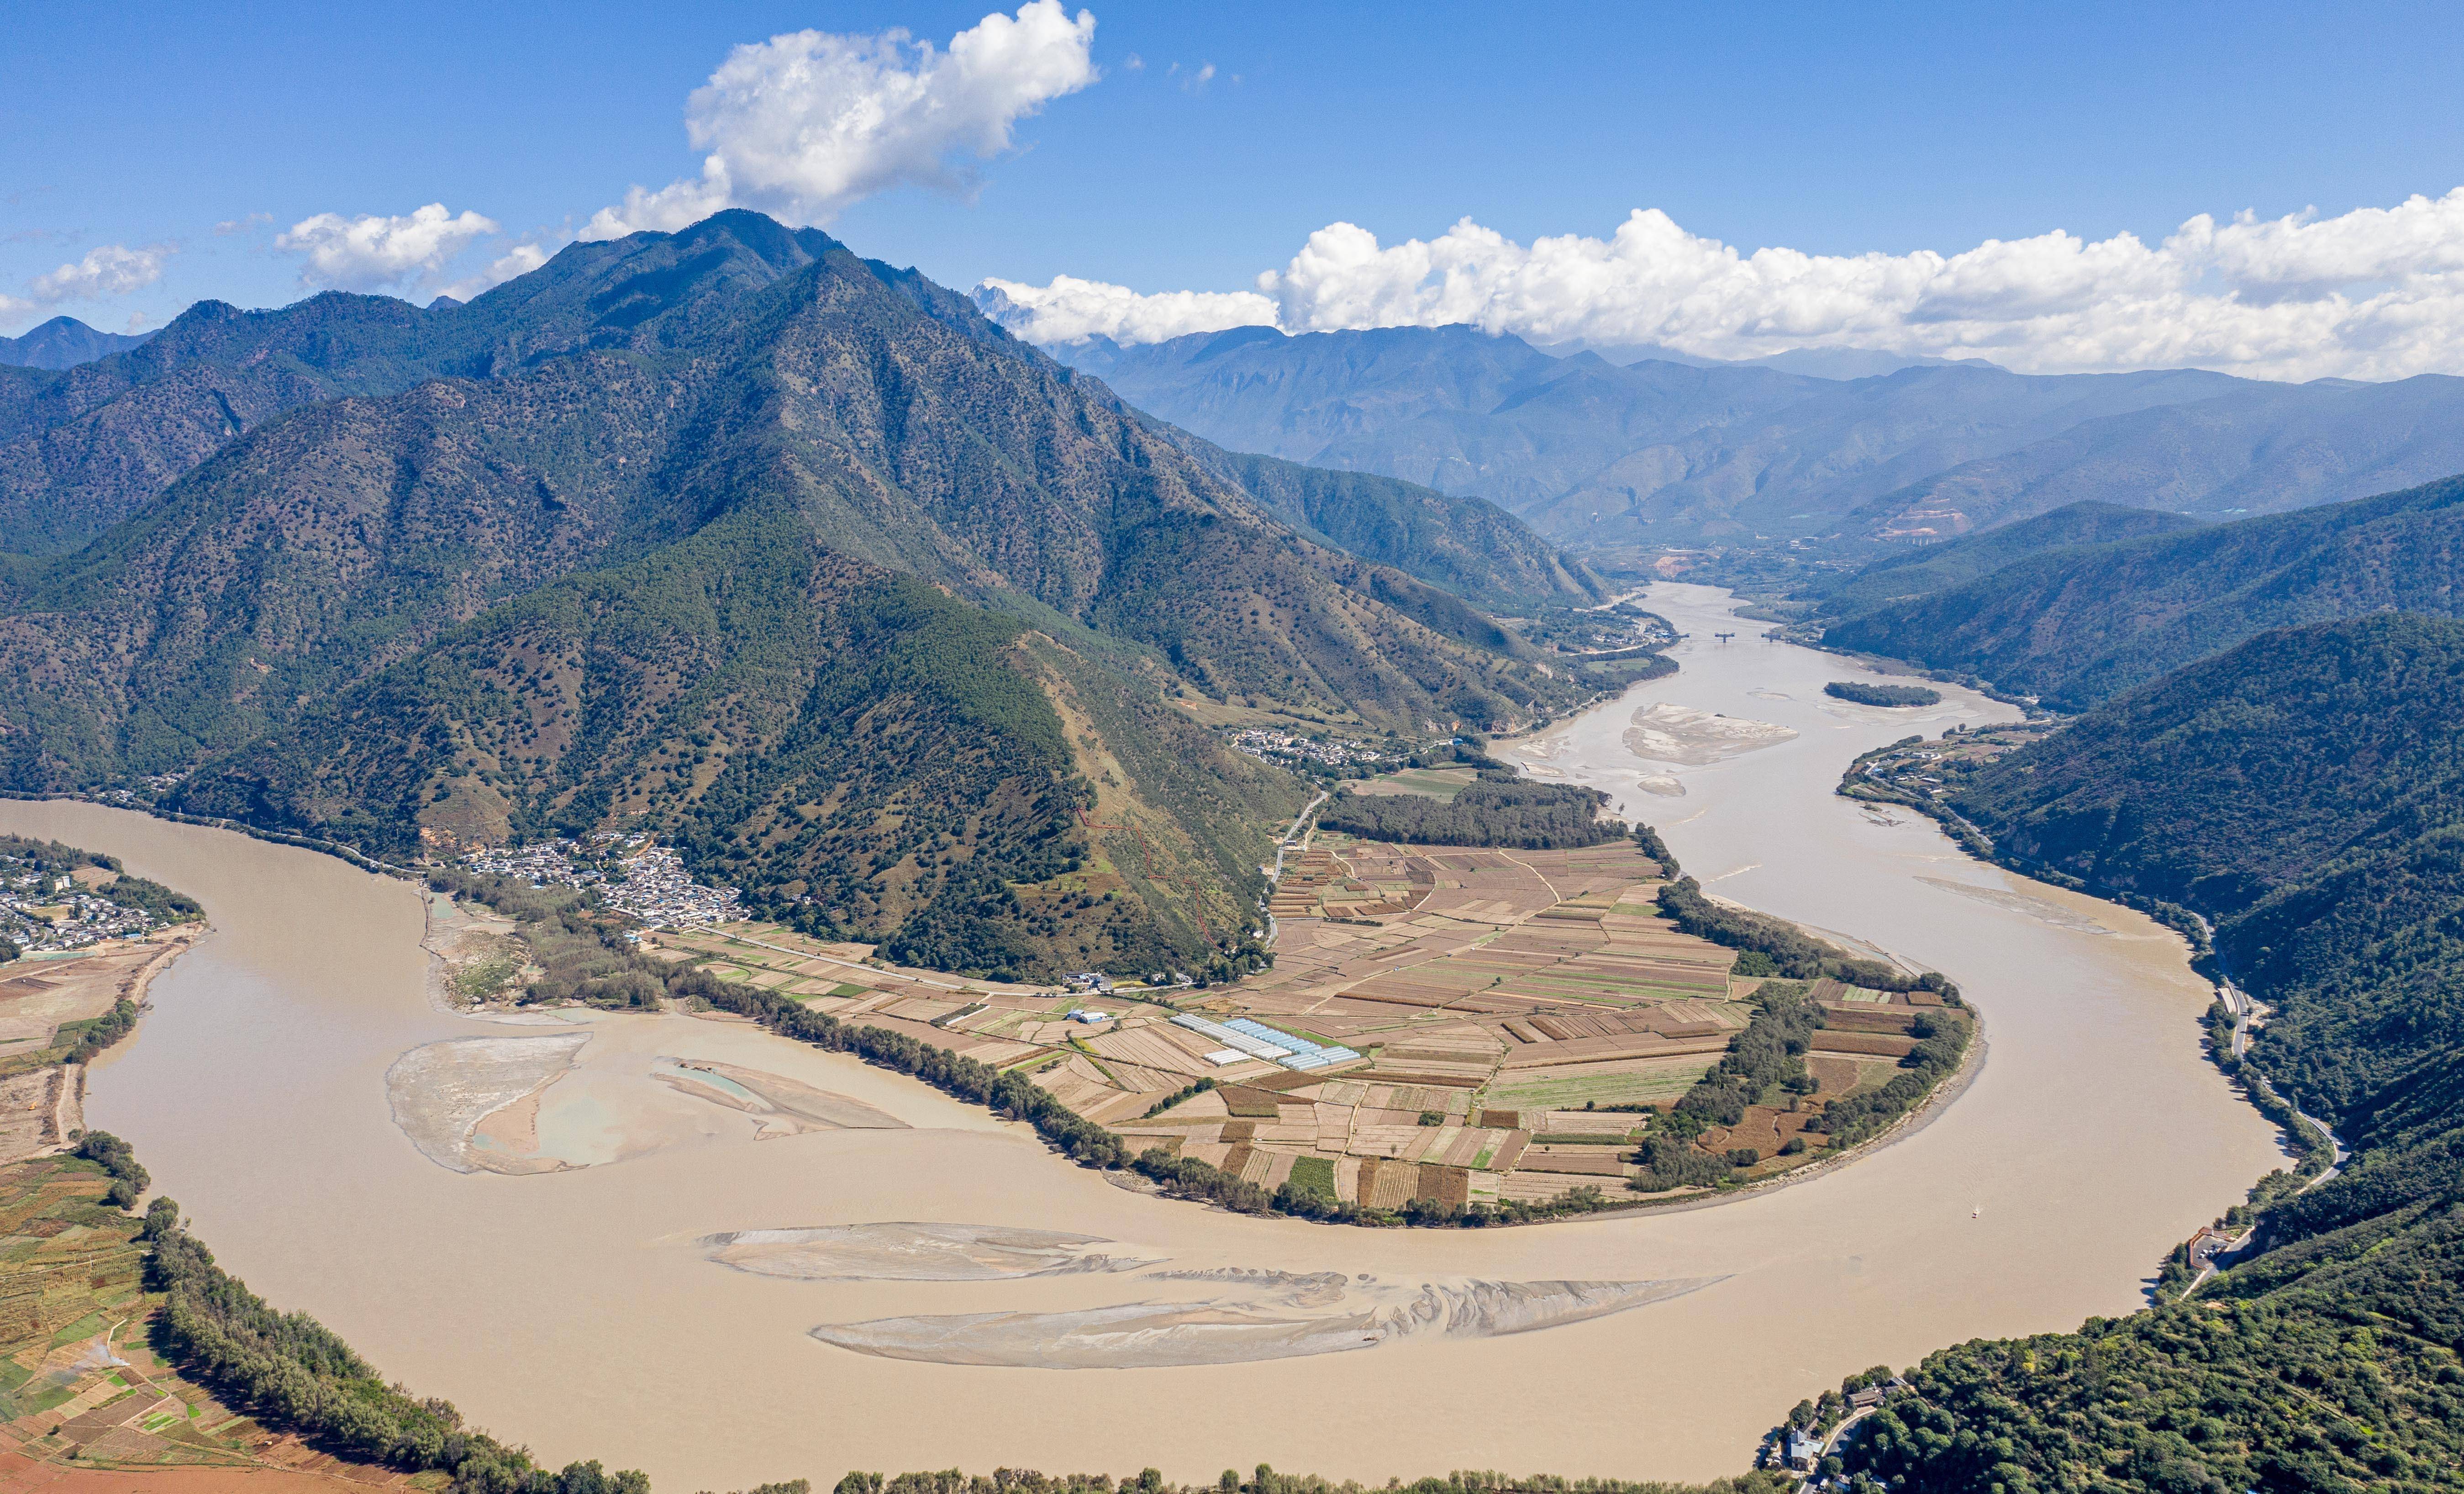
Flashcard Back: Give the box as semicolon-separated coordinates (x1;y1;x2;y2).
654;834;1939;1210
0;1156;418;1492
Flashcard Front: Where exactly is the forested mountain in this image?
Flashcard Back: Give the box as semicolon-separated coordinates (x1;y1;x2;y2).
1843;615;2464;1491
1178;440;1605;609
1032;322;2280;544
1851;372;2464;541
1818;476;2464;707
1954;614;2464;1109
0;316;154;371
0;230;1597;618
0;211;1611;978
1806;500;2205;619
177;507;1302;976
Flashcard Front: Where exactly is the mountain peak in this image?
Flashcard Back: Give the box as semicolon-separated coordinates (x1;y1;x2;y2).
0;315;156;371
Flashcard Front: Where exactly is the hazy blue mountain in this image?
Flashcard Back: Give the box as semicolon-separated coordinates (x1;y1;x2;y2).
1544;342;1979;378
1521;361;2251;542
1030;320;2267;545
1525;337;1725;368
1853;372;2464;541
1047;323;1826;523
1737;347;1989;379
1821;475;2464;706
0;316;154;370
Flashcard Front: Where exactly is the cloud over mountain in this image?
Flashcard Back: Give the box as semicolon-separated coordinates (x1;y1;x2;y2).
26;243;174;303
583;1;1098;239
276;204;500;292
980;189;2464;380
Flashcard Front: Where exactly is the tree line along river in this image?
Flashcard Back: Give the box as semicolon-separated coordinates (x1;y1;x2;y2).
0;584;2285;1490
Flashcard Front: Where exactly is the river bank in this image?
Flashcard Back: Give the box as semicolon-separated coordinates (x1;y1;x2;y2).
0;584;2285;1490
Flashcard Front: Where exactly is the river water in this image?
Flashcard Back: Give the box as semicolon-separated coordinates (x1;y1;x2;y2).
3;584;2283;1488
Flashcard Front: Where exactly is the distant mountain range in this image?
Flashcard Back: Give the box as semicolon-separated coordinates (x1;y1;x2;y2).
1524;337;1982;380
1026;321;2464;550
1811;476;2464;707
0;211;1634;980
0;316;154;371
1849;371;2464;540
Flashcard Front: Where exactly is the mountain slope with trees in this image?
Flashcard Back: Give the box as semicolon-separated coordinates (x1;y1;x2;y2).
176;507;1303;978
0;228;1600;624
0;212;1599;975
1837;614;2464;1492
1952;613;2464;1108
1806;500;2204;619
0;212;1589;782
1181;440;1606;610
1819;476;2464;707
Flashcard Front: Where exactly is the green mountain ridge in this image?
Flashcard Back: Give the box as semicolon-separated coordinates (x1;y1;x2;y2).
1806;500;2206;618
1818;478;2464;707
1838;614;2464;1492
1179;439;1606;610
176;508;1298;977
0;220;1599;622
0;211;1614;977
1952;614;2464;1111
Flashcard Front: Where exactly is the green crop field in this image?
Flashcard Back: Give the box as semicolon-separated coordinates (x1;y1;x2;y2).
1482;1061;1713;1110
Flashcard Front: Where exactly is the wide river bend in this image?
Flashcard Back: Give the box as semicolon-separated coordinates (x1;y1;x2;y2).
2;585;2282;1488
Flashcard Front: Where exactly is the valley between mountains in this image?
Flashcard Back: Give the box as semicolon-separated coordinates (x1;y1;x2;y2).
0;211;1657;982
11;202;2464;1494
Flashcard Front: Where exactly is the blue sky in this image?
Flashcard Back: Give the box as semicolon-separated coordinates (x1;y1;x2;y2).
9;2;2464;377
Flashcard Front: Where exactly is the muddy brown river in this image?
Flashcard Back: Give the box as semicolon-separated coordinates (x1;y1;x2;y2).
5;585;2285;1488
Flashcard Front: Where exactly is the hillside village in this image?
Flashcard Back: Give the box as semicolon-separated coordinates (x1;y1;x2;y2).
459;837;744;929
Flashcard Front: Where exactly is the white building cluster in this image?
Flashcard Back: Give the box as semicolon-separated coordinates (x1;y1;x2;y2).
598;844;743;928
0;863;162;955
1224;727;1402;773
463;838;608;887
459;836;742;930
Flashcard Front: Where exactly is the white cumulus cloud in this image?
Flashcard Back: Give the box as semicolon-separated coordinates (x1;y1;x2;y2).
583;1;1098;240
434;239;559;303
275;204;500;292
27;243;174;302
974;274;1277;344
980;188;2464;381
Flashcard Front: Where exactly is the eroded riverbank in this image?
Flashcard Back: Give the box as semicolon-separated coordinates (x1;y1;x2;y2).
3;586;2284;1489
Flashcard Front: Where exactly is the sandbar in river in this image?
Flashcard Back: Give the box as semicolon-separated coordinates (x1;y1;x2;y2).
18;586;2285;1489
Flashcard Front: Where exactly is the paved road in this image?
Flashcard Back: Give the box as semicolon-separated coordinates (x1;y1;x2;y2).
1262;790;1330;948
1271;791;1330;881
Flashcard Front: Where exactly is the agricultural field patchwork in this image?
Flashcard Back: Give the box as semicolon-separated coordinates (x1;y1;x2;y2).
659;834;1950;1208
0;1157;409;1487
